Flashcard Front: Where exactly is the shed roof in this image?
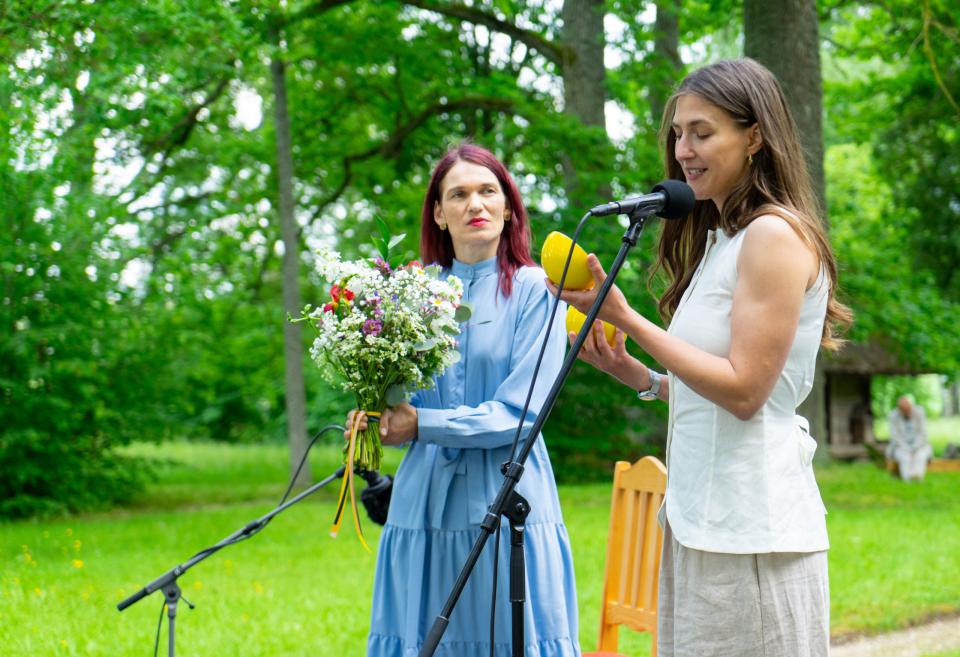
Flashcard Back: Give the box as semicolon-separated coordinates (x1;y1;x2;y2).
823;339;935;375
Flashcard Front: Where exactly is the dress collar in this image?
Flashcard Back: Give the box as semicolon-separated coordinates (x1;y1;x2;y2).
451;256;498;280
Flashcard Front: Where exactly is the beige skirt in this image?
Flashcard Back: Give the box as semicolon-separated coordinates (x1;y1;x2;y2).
658;521;830;657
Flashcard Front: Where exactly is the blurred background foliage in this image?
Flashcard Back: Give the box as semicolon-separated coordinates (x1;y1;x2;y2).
2;0;957;515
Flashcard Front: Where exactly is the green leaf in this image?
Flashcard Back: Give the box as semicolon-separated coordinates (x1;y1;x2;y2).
376;216;391;244
387;233;406;251
454;303;472;322
370;234;389;261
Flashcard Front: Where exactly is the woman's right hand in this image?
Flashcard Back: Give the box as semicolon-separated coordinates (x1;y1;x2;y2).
344;405;418;446
547;254;631;326
572;322;650;391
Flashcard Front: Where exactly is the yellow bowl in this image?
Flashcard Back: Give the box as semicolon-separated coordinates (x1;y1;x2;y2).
565;306;616;347
540;231;594;290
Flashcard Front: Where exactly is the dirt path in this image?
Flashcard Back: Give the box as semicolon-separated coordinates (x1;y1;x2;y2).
831;616;960;657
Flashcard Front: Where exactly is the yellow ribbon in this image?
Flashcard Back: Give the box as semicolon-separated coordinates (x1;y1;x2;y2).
330;410;382;552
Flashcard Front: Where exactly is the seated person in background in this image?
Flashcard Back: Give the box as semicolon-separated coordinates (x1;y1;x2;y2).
887;395;933;481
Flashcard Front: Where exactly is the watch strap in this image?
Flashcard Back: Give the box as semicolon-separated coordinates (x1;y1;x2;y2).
637;369;663;401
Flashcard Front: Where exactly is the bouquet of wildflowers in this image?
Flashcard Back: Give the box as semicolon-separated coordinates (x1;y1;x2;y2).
293;222;470;540
295;224;469;545
303;248;467;469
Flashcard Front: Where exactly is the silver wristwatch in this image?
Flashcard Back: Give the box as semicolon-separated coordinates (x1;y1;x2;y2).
637;369;663;401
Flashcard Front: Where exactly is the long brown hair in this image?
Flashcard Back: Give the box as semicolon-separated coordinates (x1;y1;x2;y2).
654;58;851;349
420;143;534;298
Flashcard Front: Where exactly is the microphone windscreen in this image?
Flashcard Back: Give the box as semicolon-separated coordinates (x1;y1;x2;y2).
652;179;695;219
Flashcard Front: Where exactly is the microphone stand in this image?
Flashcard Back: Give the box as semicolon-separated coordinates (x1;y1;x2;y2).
117;464;347;657
420;207;656;656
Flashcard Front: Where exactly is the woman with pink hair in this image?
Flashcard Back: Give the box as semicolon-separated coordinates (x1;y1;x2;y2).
353;143;580;657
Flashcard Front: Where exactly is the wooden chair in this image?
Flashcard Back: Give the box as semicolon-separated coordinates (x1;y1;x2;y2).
584;456;667;657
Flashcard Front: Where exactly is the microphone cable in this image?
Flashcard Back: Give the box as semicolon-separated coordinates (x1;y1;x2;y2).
482;178;693;651
487;209;595;656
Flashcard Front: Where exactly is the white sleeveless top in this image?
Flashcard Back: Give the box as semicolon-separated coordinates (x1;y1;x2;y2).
664;222;829;554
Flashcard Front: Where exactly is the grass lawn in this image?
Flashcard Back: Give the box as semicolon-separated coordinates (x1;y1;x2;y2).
2;440;958;656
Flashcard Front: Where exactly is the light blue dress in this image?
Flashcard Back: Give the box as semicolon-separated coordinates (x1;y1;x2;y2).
367;256;581;657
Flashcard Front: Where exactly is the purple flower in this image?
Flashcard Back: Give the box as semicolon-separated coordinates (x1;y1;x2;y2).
362;318;383;337
366;292;384;317
374;258;392;277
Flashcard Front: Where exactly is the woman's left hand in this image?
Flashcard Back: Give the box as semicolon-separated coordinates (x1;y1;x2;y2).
545;254;631;326
377;403;418;446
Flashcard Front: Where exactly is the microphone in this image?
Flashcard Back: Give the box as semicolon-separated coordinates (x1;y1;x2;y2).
358;469;393;525
589;179;695;219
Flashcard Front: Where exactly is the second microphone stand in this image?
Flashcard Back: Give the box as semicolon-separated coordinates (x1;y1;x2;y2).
117;464;347;657
420;207;656;657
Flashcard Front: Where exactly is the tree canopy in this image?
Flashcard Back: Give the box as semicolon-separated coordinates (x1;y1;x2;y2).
2;0;957;516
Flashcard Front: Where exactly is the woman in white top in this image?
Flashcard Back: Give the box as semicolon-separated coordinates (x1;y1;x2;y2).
549;58;851;657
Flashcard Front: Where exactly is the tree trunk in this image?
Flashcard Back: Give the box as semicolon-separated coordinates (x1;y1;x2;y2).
270;49;312;486
561;0;606;127
560;0;608;212
650;0;682;128
744;0;824;204
744;0;828;448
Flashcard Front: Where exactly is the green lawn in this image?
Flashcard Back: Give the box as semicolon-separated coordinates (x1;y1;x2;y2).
2;440;958;656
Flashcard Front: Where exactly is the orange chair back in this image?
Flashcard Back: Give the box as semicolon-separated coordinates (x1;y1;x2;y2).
589;456;667;657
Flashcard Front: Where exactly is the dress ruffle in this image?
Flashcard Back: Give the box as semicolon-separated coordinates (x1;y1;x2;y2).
367;523;580;657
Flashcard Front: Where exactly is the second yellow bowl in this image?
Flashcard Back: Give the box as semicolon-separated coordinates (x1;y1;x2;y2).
565;306;616;347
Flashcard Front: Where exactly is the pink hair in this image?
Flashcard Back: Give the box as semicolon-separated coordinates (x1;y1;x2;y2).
420;143;534;298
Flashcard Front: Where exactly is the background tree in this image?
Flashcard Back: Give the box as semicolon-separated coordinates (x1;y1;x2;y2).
822;0;960;372
744;0;829;443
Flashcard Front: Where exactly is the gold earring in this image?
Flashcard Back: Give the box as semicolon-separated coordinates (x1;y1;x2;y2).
504;212;511;222
439;223;447;231
748;153;754;165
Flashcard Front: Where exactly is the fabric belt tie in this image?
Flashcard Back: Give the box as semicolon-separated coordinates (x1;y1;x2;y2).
428;448;487;528
796;414;818;467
